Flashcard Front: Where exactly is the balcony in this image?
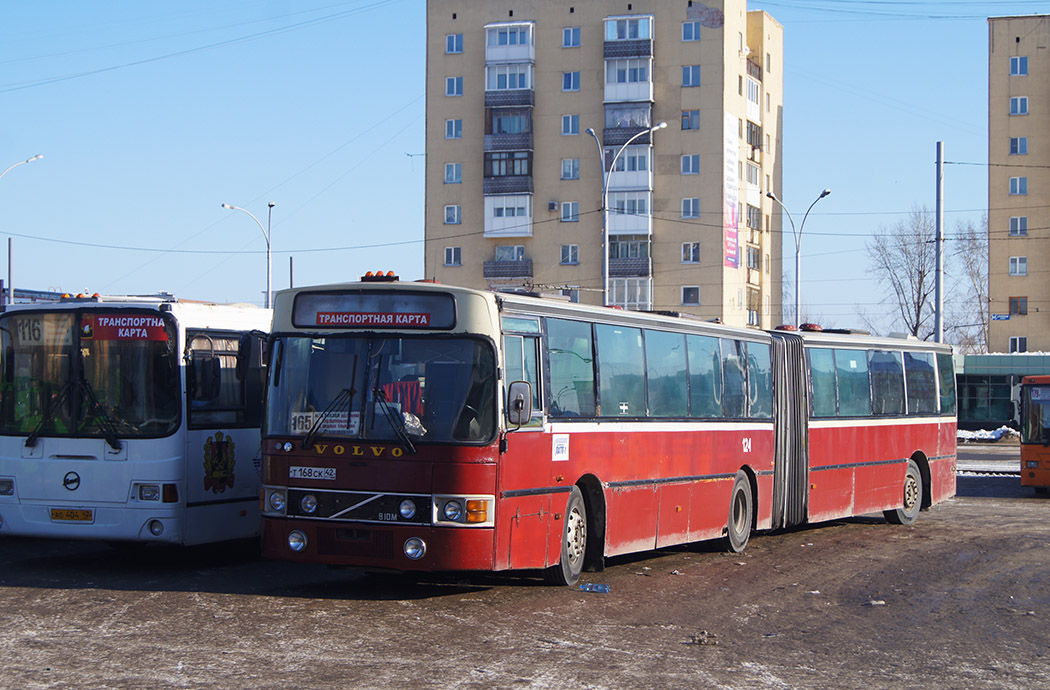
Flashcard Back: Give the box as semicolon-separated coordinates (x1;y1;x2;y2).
484;175;533;195
603;39;652;59
485;90;534;108
610;257;649;277
484;132;533;151
602;127;651;148
483;258;533;279
747;58;762;81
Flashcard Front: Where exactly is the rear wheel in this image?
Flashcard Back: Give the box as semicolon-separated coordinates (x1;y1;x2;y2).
885;459;922;525
544;486;587;586
725;471;753;553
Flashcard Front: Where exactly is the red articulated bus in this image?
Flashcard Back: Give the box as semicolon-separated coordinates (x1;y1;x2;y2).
259;279;957;584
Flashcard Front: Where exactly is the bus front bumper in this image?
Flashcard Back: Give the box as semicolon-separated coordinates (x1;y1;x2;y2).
0;501;183;543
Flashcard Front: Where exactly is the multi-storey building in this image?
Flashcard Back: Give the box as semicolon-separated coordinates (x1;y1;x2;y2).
425;0;783;328
988;15;1049;352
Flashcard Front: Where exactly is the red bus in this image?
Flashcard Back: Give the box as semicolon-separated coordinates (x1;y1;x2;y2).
1019;375;1050;493
259;279;957;584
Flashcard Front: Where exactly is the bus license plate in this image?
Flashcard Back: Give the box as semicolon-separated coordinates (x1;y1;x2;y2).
51;508;93;522
289;466;336;481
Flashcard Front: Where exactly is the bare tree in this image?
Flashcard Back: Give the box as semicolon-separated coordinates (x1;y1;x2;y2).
948;215;989;353
866;206;937;338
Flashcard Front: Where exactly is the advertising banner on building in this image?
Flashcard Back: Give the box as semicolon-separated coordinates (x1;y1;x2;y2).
724;111;740;268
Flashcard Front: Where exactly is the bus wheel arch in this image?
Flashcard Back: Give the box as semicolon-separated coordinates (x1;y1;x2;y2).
576;474;606;573
911;452;932;510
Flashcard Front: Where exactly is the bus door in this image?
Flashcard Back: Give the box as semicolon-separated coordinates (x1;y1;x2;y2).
183;331;263;544
496;319;550;571
770;332;808;528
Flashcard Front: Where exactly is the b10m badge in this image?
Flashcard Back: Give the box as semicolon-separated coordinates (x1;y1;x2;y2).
203;431;236;493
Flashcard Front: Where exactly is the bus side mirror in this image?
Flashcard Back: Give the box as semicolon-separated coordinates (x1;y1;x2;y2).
236;333;252;381
506;381;532;428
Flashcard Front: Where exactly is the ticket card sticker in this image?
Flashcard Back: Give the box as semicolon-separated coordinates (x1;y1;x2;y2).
84;314;168;341
316;312;431;327
1032;387;1050;402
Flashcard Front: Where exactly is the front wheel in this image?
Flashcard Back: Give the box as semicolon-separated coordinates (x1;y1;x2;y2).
724;471;753;553
885;459;922;525
544;486;587;586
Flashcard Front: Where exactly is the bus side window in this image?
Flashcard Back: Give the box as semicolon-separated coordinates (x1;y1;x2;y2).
546;318;595;418
936;353;956;415
807;348;838;417
904;351;937;415
503;334;541;412
747;342;772;419
835;350;871;416
687;335;722;418
869;350;904;416
721;339;747;419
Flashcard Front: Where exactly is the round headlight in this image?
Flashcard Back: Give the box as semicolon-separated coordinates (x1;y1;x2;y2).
268;490;286;512
404;537;426;560
443;499;464;522
399;499;416;520
300;494;318;514
288;530;307;552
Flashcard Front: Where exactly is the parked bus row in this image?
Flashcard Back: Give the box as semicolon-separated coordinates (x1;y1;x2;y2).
0;279;959;586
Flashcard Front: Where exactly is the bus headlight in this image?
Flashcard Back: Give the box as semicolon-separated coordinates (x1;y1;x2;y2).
404;537;426;560
442;499;464;522
265;488;287;515
0;479;13;496
148;520;164;537
137;484;161;501
300;494;318;515
288;530;307;552
433;495;494;526
399;499;417;520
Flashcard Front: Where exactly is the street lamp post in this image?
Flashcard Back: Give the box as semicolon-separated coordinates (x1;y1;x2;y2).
586;122;666;308
1;154;43;305
766;188;831;327
222;201;276;308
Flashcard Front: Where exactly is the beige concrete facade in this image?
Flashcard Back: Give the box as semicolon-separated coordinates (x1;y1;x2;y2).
988;15;1050;352
425;0;782;328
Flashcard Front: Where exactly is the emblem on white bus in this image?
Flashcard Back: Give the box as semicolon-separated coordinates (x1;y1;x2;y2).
203;431;236;494
63;472;80;491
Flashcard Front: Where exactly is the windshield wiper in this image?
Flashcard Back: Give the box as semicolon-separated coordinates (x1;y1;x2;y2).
77;378;123;452
24;379;75;448
303;354;358;449
372;385;417;456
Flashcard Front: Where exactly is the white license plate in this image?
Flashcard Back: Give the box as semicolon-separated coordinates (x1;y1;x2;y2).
289;466;337;481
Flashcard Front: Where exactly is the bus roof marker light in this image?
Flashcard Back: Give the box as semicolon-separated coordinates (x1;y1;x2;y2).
360;271;399;282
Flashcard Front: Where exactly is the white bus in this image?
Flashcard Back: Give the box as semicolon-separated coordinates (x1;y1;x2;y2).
0;294;271;545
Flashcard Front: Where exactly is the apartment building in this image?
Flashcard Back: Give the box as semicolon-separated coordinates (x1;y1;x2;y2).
424;0;783;327
988;15;1050;352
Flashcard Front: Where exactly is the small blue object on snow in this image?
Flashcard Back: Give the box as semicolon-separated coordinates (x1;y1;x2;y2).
580;583;610;593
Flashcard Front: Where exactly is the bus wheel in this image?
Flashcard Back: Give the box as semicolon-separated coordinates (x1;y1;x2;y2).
545;486;587;586
885;460;922;525
725;471;753;553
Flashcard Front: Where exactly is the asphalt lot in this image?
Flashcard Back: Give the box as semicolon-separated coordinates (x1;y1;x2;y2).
1;442;1047;690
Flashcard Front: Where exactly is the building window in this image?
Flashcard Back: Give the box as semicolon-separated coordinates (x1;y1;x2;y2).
445;76;463;97
494;245;526;262
746;163;760;186
682;242;700;263
610;277;650;311
561;244;579;265
682;198;700;218
1010;96;1028;115
485;151;531;177
682;286;700;306
444;205;461;224
682;21;701;41
606;58;650;84
611;235;649;259
444;163;462;184
487;25;531;47
1010;137;1028;155
561;158;580;180
445;118;462;139
682;109;700;130
444;246;461;266
1010;336;1028;353
491;197;529;218
746;204;761;229
609;192;649;217
1010;296;1028;316
747;121;762;148
488;108;530;135
605;103;652;129
1011;56;1028;76
561;202;579;222
563;27;581;48
681;154;700;174
746;246;761;270
445;34;463;54
605;146;649;172
562;71;581;91
682;65;701;87
1010;216;1028;236
605;16;652;41
562;114;580;135
746;78;759;104
1010;256;1028;276
1010;177;1028;195
486;64;531;90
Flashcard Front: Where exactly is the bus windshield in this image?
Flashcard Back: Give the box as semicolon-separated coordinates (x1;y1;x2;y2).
0;310;180;439
267;335;496;444
1022;385;1050;444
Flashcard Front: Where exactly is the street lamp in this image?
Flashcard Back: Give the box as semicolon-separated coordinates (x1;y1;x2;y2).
586;122;666;308
766;188;831;327
1;154;43;305
221;201;276;308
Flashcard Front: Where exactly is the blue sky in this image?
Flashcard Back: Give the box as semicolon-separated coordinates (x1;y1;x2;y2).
0;0;1044;331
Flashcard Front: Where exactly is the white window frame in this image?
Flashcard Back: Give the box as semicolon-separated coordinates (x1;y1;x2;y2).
562;71;580;91
682;65;701;87
561;201;579;222
1010;56;1028;76
1010;96;1028;115
445;76;463;97
605;58;650;84
1010;256;1028;276
563;27;581;48
1010;216;1028;236
681;198;700;218
561;159;580;180
605;146;649;172
682;21;701;41
443;246;461;266
681;242;700;264
609;277;651;311
1010;177;1028;195
682;286;700;306
445;34;463;54
746;78;760;104
1010;336;1028;354
561;244;579;265
487;25;531;47
444;205;461;225
445;118;462;139
491;197;530;218
609;192;649;217
494;244;526;262
605;16;652;41
681;154;700;175
682;109;700;130
486;64;531;91
1010;137;1028;155
561;114;580;135
444;163;462;184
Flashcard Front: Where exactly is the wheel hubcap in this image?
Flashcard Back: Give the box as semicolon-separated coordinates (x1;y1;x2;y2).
904;473;919;511
565;507;585;564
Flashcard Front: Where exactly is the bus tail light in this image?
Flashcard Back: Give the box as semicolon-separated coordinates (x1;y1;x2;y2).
162;484;179;503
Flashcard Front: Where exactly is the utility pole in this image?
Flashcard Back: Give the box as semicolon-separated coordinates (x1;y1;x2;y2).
935;141;945;343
